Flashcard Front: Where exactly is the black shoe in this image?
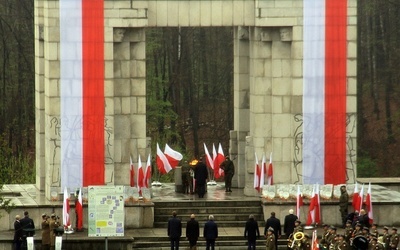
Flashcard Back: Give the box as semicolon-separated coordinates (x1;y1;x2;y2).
228;189;232;192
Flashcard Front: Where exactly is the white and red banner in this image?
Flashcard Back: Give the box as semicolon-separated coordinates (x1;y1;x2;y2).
312;230;319;250
214;143;225;178
137;155;145;193
204;143;214;170
259;154;266;190
130;156;135;187
164;144;183;168
76;188;83;230
365;183;373;224
358;184;364;212
62;187;70;228
352;182;360;211
60;0;105;188
144;154;152;188
306;184;321;225
296;185;303;219
253;153;261;192
302;0;347;184
266;152;273;186
156;143;172;174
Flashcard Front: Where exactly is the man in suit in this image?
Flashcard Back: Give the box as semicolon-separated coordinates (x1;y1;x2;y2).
204;215;218;250
244;214;260;250
194;157;208;198
168;211;182;250
265;212;281;249
186;214;199;250
283;209;298;238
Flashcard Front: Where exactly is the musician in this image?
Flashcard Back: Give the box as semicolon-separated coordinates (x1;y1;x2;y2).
344;220;353;245
371;237;384;250
353;223;363;238
266;227;276;250
389;227;399;250
319;224;331;250
382;226;390;250
288;220;303;249
337;234;348;250
362;227;370;237
370;224;379;238
302;233;311;250
326;226;338;249
49;214;60;250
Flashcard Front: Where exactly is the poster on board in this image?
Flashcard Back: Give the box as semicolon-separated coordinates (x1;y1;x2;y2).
88;185;125;237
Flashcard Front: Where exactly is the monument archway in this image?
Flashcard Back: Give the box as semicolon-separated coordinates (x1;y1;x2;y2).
34;0;357;199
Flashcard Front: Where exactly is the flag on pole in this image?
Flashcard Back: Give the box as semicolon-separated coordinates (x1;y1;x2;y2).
358;184;364;212
212;144;218;178
296;185;303;219
63;187;70;228
260;154;266;190
156;143;172;174
130;156;135;187
144;154;152;188
365;183;373;225
137;155;144;193
253;153;261;192
302;0;348;185
352;182;359;211
76;188;83;231
164;144;183;168
214;143;225;178
204;143;214;170
267;152;273;185
312;229;319;250
306;184;321;225
60;0;105;188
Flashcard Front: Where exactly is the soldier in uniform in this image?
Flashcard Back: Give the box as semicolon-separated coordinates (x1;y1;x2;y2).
266;227;276;250
371;224;379;238
371;237;384;250
362;227;370;238
339;185;349;228
41;214;51;250
49;214;60;250
382;226;391;250
288;220;303;249
302;233;311;250
389;227;399;250
327;226;338;250
320;224;331;250
344;220;354;246
337;234;349;250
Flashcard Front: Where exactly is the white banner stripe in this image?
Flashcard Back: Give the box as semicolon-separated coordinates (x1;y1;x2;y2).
302;0;325;184
60;0;83;189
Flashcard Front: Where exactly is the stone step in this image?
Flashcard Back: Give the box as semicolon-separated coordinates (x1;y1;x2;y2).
153;220;265;228
154;206;263;215
154;214;264;223
154;200;262;208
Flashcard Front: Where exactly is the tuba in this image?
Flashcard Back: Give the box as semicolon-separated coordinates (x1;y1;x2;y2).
290;232;305;249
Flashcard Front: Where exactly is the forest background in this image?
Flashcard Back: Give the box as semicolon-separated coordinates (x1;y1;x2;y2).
0;0;398;184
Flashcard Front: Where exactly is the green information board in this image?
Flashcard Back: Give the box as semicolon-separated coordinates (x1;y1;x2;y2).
88;185;125;237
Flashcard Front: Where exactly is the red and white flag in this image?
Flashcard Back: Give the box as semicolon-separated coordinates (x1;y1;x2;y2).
266;152;273;185
312;229;319;250
296;185;303;219
137;155;145;193
130;156;135;187
212;144;218;178
259;154;266;190
62;187;70;228
60;0;105;189
164;144;183;168
76;188;83;231
352;182;360;211
253;153;261;192
156;143;172;174
358;184;364;212
214;143;225;178
365;183;373;225
144;154;152;188
306;184;321;225
204;143;214;170
302;0;348;185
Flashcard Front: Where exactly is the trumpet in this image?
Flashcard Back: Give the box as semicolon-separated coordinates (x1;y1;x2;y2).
290;232;305;248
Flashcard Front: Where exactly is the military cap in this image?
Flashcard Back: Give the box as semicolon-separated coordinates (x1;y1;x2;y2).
372;223;378;227
337;234;344;238
41;213;47;217
346;220;352;224
322;224;328;227
51;213;56;218
355;223;362;227
383;226;389;231
362;227;369;231
330;226;337;230
268;227;274;232
392;227;397;231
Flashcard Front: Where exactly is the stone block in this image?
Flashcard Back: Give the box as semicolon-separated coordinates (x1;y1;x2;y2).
348;25;357;42
347;77;357;95
272;77;291;96
115;115;131;138
347;59;356;77
178;1;190;26
113;1;131;9
137;96;146;114
131;60;146;78
292;59;302;77
130;42;146;60
114;79;130;97
243;1;255;26
189;1;201;26
253;114;272;138
232;1;244;25
121;97;131;114
291;41;303;59
167;1;179;26
105;9;121;19
114;42;130;60
271;114;292;137
131;78;146;96
104;42;114;59
272;96;282;114
221;1;233;26
253;41;272;59
257;0;274;8
292;78;302;96
282;96;291;113
114;97;121;114
291;96;302;114
348;41;357;59
211;1;222;26
45;60;60;79
346;96;357;113
256;17;297;27
235;56;249;74
131;114;146;138
105;97;114;116
253;77;271;95
200;1;211;26
272;41;291;59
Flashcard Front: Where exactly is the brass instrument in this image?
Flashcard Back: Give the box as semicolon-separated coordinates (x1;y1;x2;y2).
290;232;305;249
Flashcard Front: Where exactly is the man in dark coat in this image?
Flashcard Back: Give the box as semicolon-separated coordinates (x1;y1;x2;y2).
14;215;23;250
219;156;235;192
339;185;349;228
283;209;298;238
168;211;182;250
204;215;218;250
194;157;208;198
186;214;199;250
244;214;260;250
264;212;281;249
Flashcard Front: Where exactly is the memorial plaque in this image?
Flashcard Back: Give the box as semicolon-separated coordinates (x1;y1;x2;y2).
320;184;333;200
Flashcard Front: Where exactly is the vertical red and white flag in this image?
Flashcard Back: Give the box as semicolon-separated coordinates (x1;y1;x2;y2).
164;144;183;168
212;144;218;178
137;155;144;193
60;0;105;189
358;184;364;212
302;0;348;185
216;143;225;178
76;188;83;231
253;153;261;192
352;182;360;211
312;229;319;250
204;143;214;170
267;152;273;185
130;156;135;187
156;143;172;174
63;187;70;228
259;154;266;190
365;183;373;225
306;184;321;225
296;185;304;219
144;154;152;188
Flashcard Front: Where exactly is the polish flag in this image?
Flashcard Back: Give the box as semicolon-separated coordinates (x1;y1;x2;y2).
204;143;214;170
302;0;348;184
60;0;105;188
156;143;172;174
214;143;225;178
266;152;273;185
352;182;360;211
253;153;261;192
62;187;70;228
259;154;266;190
75;188;83;231
130;156;135;187
312;230;319;250
144;154;152;188
365;183;373;225
137;155;144;193
164;144;183;168
296;185;303;219
306;184;321;225
358;184;364;212
212;144;218;178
